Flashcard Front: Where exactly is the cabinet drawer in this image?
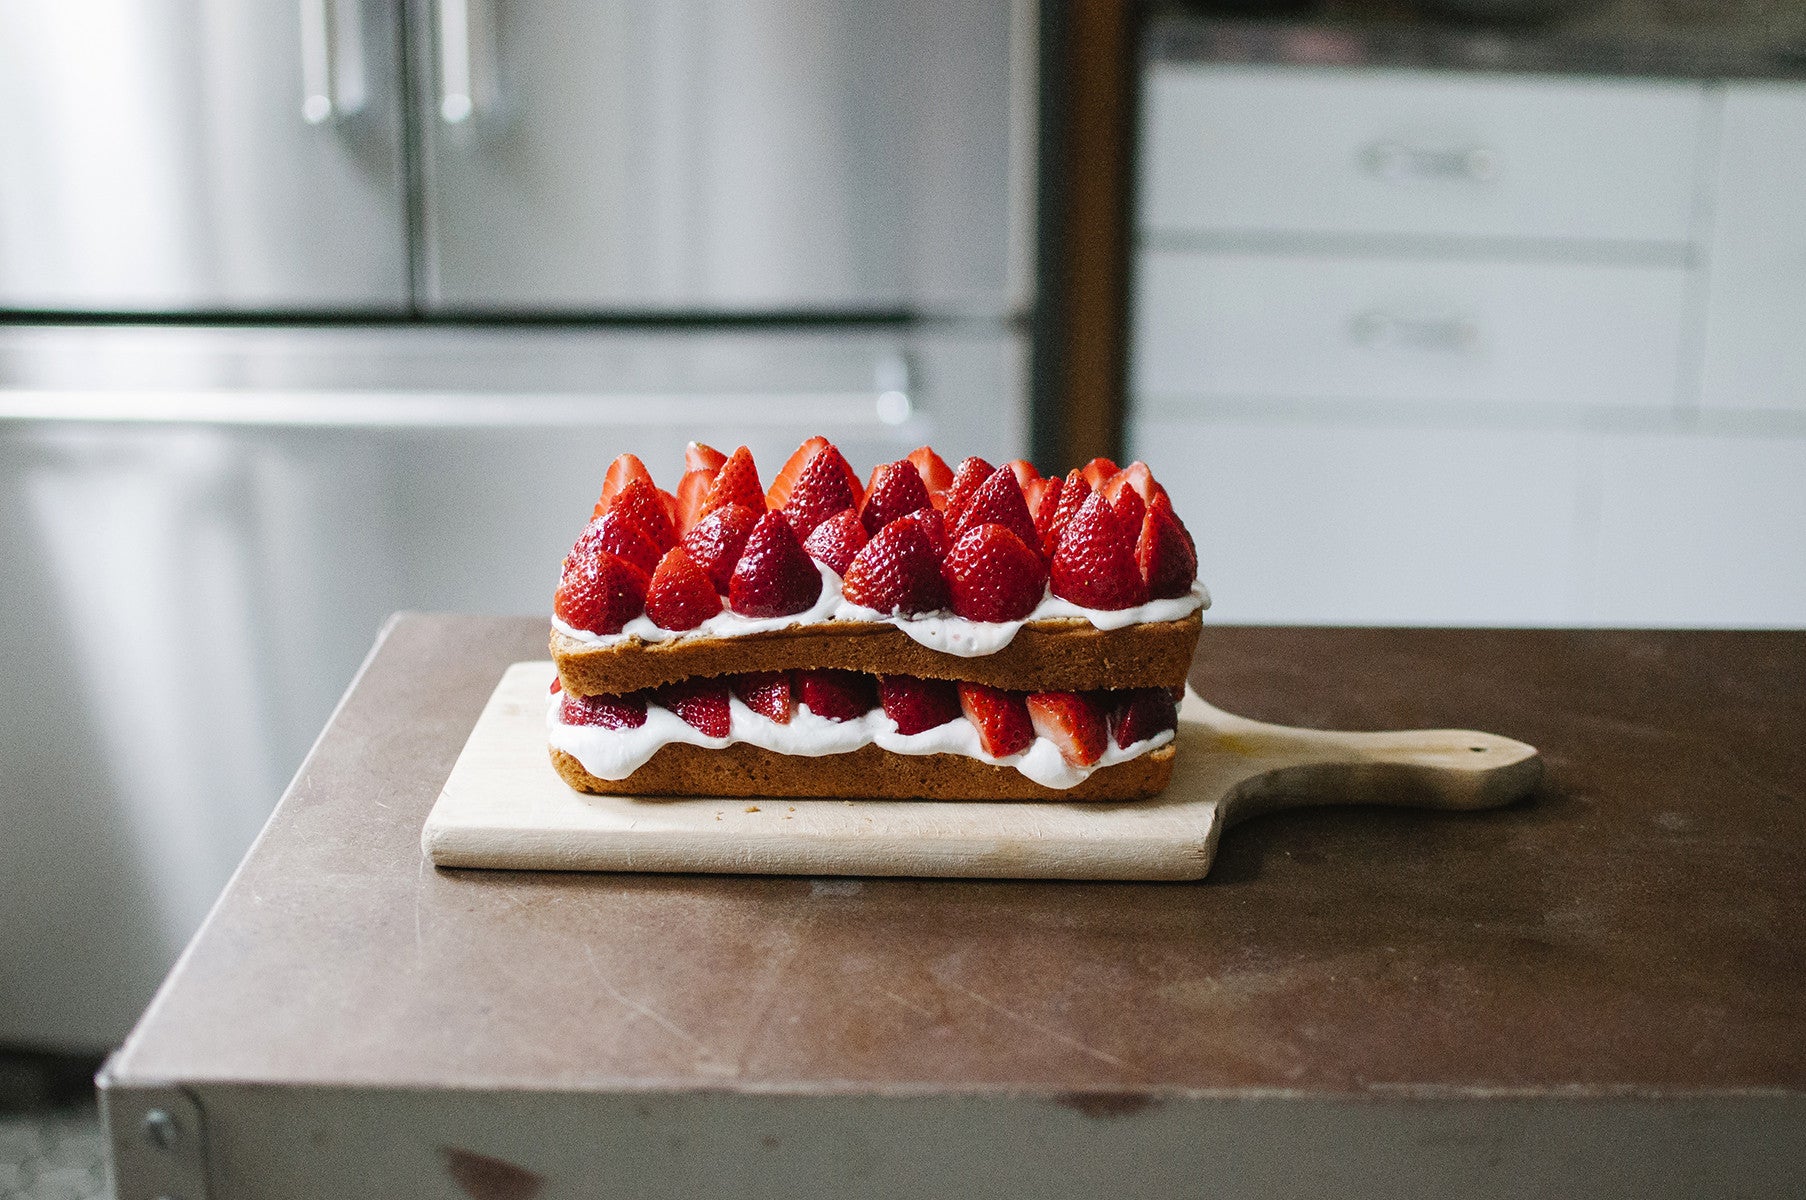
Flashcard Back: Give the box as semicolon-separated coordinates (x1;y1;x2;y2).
1133;250;1688;409
1142;66;1706;245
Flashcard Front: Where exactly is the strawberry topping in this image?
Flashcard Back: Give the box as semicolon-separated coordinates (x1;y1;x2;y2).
1102;461;1165;506
801;508;869;576
957;682;1035;757
728;512;824;617
781;441;859;539
907;445;954;496
554;550;649;635
645;546;724;631
1136;497;1198;600
1026;691;1108;767
859;459;933;535
796;668;876;722
1111;485;1145;541
674;467;715;533
1079;457;1120;492
731;671;793;724
1050;490;1145;610
942;523;1046;623
952;465;1041;550
606;476;677;552
767;436;862;511
877;675;962;735
902;507;952;560
680;502;760;593
594;452;655;516
1109;688;1179;749
700;445;765;519
1023;474;1058;530
684;441;728;473
1041;468;1089;557
1004;459;1040;488
560;691;647;729
573;509;663;576
841;516;949;615
943;455;995;527
655;677;732;738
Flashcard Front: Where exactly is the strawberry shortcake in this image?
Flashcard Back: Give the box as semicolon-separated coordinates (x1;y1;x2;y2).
547;438;1208;801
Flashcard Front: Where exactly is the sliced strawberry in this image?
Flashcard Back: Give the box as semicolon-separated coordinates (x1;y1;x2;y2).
781;441;859;539
1111;485;1145;540
767;436;862;511
728;511;824;618
1004;459;1040;488
796;668;876;722
560;691;647;730
1102;461;1165;506
701;445;765;519
655;677;732;738
900;507;951;560
1109;688;1179;749
1079;456;1120;492
907;445;954;495
567;510;661;576
674;467;715;533
645;546;724;631
1050;490;1145;610
957;682;1035;757
1136;501;1197;600
943;455;995;527
607;476;677;552
679;502;759;594
685;441;728;473
942;523;1046;622
859;459;932;535
1150;490;1198;558
841;517;949;615
594;452;655;515
801;508;868;576
952;465;1040;550
731;671;793;724
877;675;961;735
550;676;563;694
1041;469;1088;556
1023;474;1056;526
554;550;648;635
1026;691;1107;767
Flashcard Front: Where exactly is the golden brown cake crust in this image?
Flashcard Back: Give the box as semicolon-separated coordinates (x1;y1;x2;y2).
551;613;1202;695
550;742;1175;803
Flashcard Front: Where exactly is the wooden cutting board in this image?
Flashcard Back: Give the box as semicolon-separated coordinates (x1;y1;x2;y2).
422;661;1542;881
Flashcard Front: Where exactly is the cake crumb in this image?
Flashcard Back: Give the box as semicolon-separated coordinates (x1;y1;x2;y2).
788;805;796;812
745;805;761;813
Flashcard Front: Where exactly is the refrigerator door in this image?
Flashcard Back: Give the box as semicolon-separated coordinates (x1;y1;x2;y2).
0;323;1024;1049
411;0;1035;315
0;0;408;312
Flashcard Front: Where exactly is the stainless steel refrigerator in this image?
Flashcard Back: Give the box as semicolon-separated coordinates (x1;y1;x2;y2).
0;0;1038;1050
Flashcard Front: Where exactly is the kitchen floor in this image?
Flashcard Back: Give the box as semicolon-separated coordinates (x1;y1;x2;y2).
0;1053;109;1200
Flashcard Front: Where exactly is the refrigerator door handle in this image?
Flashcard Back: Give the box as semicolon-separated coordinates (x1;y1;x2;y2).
437;0;475;123
300;0;368;125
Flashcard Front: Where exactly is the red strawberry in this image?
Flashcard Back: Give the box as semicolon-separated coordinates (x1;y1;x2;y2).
801;508;868;575
560;691;648;729
957;683;1035;757
658;487;679;530
594;452;654;516
1103;461;1166;506
1109;688;1179;749
841;517;949;615
943;455;995;526
796;669;876;722
550;676;563;694
1149;491;1197;558
731;671;793;724
568;510;661;576
901;507;951;560
952;465;1040;550
1004;459;1040;488
680;502;759;593
701;445;765;518
768;436;862;511
1050;491;1144;610
1026;691;1107;767
1023;474;1057;526
942;524;1046;622
859;459;932;535
1041;469;1089;556
1137;499;1198;600
554;551;648;635
607;476;677;552
1079;456;1120;492
781;441;859;539
728;512;824;617
655;677;732;738
1112;485;1145;540
685;441;728;473
645;546;723;631
674;467;714;533
907;445;954;496
877;675;961;735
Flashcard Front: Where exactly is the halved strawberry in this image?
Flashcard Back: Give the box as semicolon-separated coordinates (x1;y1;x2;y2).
1112;485;1145;541
655;677;732;738
685;441;728;473
801;509;868;576
1041;469;1089;557
701;445;765;518
1079;457;1120;492
1102;461;1166;507
554;550;648;635
796;669;876;722
1109;688;1179;749
1050;490;1145;610
731;671;793;724
1026;691;1107;767
957;682;1035;757
674;467;715;533
841;517;949;615
943;455;995;527
767;436;862;511
728;512;824;617
877;675;961;735
1136;499;1197;600
1023;474;1057;527
645;546;723;631
1004;459;1040;488
657;487;679;531
560;691;647;729
942;523;1046;622
781;441;859;539
679;502;759;594
900;507;951;560
550;676;563;694
952;465;1040;550
594;452;655;516
607;476;677;552
907;445;954;496
859;459;932;535
567;510;661;575
1149;491;1197;558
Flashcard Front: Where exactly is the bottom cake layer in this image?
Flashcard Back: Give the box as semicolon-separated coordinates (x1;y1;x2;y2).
550;742;1176;803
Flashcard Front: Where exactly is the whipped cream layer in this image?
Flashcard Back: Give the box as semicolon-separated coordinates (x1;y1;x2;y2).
549;693;1173;791
554;561;1210;659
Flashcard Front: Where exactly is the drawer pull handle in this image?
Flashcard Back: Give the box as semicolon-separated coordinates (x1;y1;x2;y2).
1361;141;1497;184
1348;312;1480;353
